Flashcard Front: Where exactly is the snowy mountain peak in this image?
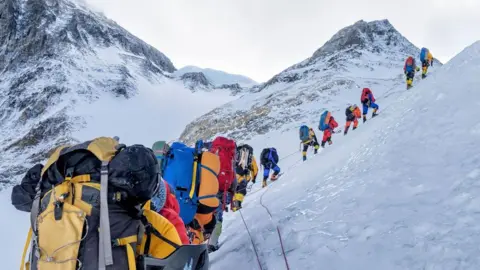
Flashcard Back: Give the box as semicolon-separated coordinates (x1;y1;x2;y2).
311;19;402;59
180;19;437;145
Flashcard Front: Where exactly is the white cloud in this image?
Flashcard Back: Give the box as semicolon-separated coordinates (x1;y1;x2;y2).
85;0;480;82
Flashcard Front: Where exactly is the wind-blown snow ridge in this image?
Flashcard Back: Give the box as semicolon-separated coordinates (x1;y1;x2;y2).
210;40;480;270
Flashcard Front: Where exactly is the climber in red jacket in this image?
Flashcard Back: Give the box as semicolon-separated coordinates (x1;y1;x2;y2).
151;179;190;244
321;116;338;148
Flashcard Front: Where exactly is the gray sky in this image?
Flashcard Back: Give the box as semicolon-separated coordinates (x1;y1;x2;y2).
85;0;480;82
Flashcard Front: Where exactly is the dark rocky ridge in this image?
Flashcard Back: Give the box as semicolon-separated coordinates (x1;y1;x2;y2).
0;0;175;73
180;72;212;90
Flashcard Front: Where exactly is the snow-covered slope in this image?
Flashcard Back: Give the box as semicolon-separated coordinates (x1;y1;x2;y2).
175;65;258;87
210;41;480;269
180;19;441;144
0;0;233;188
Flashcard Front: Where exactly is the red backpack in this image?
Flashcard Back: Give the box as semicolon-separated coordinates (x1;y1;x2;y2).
361;88;375;103
406;56;414;66
209;137;236;194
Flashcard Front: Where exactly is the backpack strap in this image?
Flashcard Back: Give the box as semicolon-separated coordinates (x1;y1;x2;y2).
190;155;199;199
198;194;217;200
149;226;181;249
113;235;138;270
20;228;32;270
140;215;181;255
29;182;42;236
99;160;113;269
199;164;218;178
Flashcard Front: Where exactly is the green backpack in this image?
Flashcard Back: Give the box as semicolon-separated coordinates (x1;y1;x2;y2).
152;141;171;176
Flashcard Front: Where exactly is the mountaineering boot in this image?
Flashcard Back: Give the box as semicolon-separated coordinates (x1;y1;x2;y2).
406;78;413;89
232;200;242;212
372;112;378;118
314;149;318;154
208;221;222;253
363;115;367;123
303;155;307;161
422;74;427;79
208;244;220;253
344;127;349;135
352;126;357;131
328;140;333;145
321;141;325;148
262;179;267;188
271;173;279;181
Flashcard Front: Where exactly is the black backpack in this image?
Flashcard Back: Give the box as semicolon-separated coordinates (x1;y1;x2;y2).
235;144;254;175
260;148;278;165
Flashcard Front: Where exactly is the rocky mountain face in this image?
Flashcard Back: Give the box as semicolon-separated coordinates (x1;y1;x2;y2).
180;72;213;91
180;20;441;144
175;65;257;87
177;72;253;94
0;0;230;188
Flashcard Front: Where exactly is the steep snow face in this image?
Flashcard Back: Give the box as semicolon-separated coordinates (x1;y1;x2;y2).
180;19;441;144
0;0;233;188
175;65;258;87
210;41;480;269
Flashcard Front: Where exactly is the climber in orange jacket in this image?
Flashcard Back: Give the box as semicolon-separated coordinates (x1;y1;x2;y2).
344;104;361;135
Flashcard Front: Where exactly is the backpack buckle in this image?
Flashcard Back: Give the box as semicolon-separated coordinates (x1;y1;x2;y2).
112;192;123;202
111;239;120;247
101;161;109;174
65;168;74;180
53;192;69;221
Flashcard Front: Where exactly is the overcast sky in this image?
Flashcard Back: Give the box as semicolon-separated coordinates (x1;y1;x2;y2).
85;0;480;82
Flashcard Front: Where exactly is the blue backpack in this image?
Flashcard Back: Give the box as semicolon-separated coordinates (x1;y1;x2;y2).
162;141;220;225
299;125;310;142
318;111;331;131
420;48;428;62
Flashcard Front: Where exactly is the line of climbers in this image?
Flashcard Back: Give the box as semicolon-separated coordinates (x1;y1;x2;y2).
299;87;378;160
404;47;434;89
11;135;282;269
9;48;434;270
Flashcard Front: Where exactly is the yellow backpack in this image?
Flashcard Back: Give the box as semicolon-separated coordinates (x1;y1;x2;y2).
21;138;143;270
20;137;209;270
139;201;182;259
